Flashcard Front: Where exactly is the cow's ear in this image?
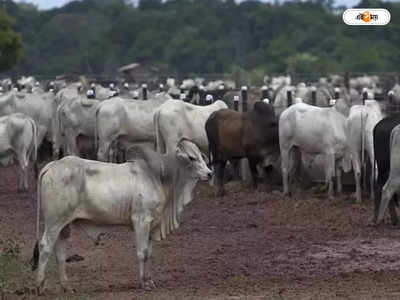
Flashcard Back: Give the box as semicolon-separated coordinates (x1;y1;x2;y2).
176;144;189;162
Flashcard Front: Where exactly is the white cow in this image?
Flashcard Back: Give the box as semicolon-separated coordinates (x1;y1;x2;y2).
0;113;37;191
350;75;379;91
0;91;52;149
91;84;115;100
345;100;383;203
31;139;212;294
154;100;228;154
279;101;352;199
52;83;83;158
274;85;332;117
390;84;400;104
58;97;100;158
95;95;170;161
270;75;291;91
17;76;36;92
377;124;400;224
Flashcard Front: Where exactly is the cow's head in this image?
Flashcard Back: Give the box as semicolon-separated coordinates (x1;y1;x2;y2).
176;138;212;181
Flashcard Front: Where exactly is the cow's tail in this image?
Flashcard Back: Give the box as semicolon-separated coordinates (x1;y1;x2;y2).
205;116;215;169
361;112;366;167
389;126;400;207
154;110;166;153
55;104;64;157
94;103;101;155
31;162;54;271
208;141;213;167
28;118;38;162
28;118;38;178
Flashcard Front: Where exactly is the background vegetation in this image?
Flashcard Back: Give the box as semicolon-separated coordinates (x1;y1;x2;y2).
0;0;399;77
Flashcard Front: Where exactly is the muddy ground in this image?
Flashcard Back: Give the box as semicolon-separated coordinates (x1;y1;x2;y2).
2;164;400;300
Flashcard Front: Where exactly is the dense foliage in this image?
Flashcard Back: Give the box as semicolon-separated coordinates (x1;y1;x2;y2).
1;0;399;77
0;8;22;71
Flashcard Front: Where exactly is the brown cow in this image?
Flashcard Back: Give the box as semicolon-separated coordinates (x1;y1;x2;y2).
205;102;280;196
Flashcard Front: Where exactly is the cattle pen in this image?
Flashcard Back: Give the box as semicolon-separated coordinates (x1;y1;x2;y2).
2;72;400;299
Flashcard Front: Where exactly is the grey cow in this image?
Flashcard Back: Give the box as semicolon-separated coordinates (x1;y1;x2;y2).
0;113;37;191
31;139;212;294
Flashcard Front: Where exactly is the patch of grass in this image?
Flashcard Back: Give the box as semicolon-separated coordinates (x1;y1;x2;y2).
0;239;35;297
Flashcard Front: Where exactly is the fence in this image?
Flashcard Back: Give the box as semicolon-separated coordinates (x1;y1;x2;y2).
1;71;398;87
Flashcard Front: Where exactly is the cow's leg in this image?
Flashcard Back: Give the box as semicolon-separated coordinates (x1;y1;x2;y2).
98;141;112;162
65;134;79;157
133;217;154;289
336;165;343;197
144;239;154;287
370;157;375;201
248;157;259;190
53;143;61;160
351;152;362;203
109;141;117;162
374;181;383;223
230;159;241;180
54;225;72;293
37;226;63;295
33;161;39;179
362;151;367;193
325;153;335;200
215;160;227;197
281;148;291;196
377;177;400;224
376;179;399;226
17;152;29;192
263;165;274;187
389;195;399;225
375;180;399;225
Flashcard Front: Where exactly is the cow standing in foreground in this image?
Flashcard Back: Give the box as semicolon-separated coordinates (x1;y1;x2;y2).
377;124;400;224
279;101;351;199
373;114;400;224
0;113;37;191
206;102;280;196
31;139;212;294
345;100;383;203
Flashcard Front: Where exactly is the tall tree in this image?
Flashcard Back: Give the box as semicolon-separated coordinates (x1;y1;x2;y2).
0;9;22;71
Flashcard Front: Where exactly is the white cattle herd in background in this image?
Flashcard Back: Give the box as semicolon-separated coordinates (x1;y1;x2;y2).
1;73;400;294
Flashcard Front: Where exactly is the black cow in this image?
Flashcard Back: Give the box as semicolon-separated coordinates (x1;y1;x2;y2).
373;114;400;224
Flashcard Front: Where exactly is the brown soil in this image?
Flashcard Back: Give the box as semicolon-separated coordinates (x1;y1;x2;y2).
2;165;400;299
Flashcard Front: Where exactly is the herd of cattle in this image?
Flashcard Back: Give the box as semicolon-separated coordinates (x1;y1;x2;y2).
2;74;400;294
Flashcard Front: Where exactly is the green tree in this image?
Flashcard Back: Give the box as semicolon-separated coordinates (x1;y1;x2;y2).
2;0;400;76
0;9;22;71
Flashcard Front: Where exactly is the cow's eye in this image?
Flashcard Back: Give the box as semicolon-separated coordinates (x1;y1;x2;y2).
189;156;196;162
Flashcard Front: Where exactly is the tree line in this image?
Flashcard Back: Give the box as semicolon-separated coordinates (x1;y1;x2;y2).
0;0;399;81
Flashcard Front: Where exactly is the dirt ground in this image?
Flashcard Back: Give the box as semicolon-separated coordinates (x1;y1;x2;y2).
2;164;400;300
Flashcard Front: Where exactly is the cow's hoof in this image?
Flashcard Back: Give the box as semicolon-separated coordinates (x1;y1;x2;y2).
36;285;45;296
216;190;225;197
61;284;75;294
17;187;27;193
142;280;156;291
66;254;84;263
